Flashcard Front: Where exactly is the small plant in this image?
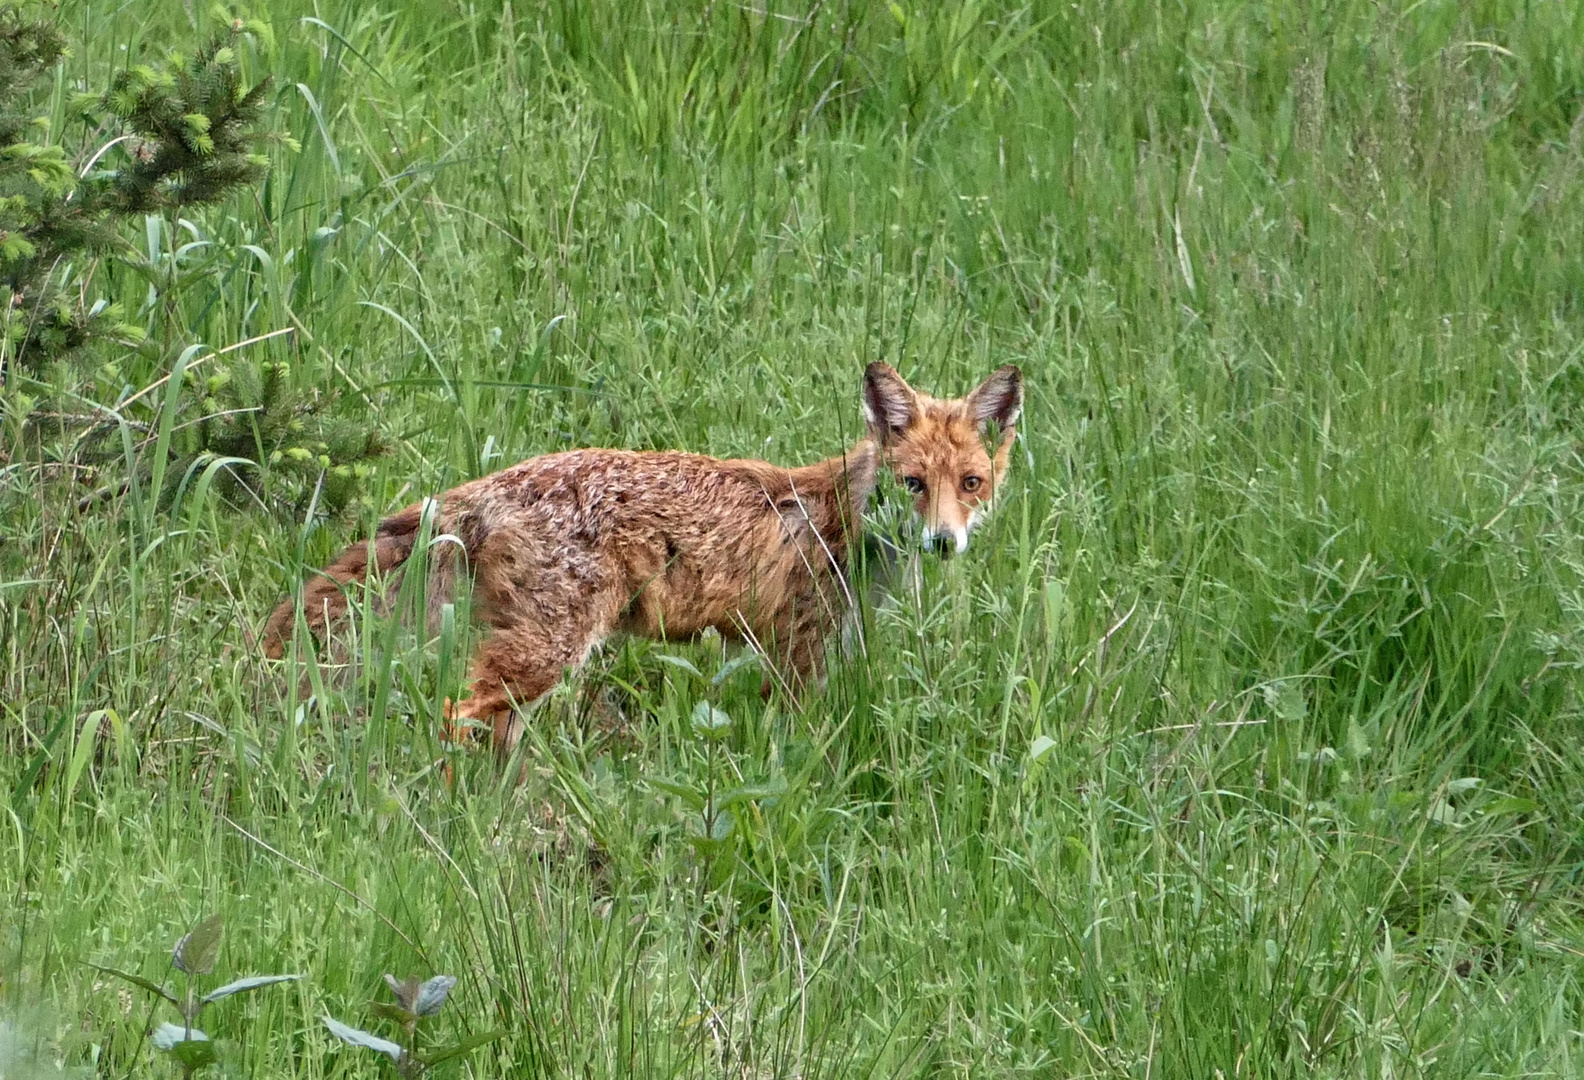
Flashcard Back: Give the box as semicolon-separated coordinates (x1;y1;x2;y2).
87;915;301;1078
0;14;285;378
644;654;788;895
322;973;503;1078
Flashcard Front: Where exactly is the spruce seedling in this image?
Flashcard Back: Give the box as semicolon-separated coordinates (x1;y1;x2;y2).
1;10;381;513
322;973;503;1077
87;916;301;1078
1;15;287;377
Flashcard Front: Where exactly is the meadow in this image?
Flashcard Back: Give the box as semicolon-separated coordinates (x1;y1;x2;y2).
4;0;1584;1075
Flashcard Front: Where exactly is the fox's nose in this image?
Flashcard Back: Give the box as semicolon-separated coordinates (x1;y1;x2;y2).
924;531;955;558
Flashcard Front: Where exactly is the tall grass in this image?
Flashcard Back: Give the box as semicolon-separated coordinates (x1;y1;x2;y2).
4;0;1583;1076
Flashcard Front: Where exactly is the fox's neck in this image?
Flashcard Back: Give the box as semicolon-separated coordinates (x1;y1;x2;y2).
792;438;881;522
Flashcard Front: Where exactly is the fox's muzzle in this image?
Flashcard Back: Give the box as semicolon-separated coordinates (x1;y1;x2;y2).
922;527;967;558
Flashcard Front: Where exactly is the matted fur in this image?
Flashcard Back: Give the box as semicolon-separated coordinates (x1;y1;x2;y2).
263;363;1021;755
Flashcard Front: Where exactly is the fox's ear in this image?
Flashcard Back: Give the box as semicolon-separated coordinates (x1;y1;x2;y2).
862;363;917;441
967;365;1023;439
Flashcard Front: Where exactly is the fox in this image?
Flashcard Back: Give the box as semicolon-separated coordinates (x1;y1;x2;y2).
262;361;1023;756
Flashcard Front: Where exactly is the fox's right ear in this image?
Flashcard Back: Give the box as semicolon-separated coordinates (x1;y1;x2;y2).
862;363;917;442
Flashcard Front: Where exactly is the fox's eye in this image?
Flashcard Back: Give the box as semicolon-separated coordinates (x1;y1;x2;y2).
903;476;926;495
962;475;982;492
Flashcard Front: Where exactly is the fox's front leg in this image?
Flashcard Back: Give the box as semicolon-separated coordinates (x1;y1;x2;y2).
440;696;511;752
758;613;829;702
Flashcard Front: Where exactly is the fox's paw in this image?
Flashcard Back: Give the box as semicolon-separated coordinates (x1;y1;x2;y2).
439;697;490;749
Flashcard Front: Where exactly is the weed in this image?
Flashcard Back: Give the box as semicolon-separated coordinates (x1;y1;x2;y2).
87;916;299;1077
323;973;502;1078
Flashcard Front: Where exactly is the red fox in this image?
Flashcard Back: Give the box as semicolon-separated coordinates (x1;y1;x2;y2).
263;362;1022;754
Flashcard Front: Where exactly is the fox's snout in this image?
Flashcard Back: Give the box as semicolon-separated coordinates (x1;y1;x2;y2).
921;501;985;556
922;525;967;557
919;495;974;556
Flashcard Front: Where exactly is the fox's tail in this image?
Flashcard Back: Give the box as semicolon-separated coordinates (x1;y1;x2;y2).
262;502;428;660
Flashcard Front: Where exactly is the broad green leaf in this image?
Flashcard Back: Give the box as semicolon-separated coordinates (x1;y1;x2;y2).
200;973;302;1004
369;1001;418;1025
1264;681;1307;723
86;963;179;1005
173;915;223;975
688;833;734;860
419;1029;507;1067
1345;719;1371;761
644;775;706;810
715;782;788;811
691;701;732;739
168;1039;218;1072
323;1016;403;1062
1028;735;1058;765
1482;796;1541;817
151;1022;209;1050
711;653;760;685
688;814;735;846
653;654;704;680
1042;578;1066;637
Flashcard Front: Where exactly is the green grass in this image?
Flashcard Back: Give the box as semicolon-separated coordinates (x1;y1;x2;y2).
5;0;1584;1075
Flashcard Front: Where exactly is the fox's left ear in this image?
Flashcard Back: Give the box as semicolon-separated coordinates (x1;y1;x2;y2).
967;365;1023;440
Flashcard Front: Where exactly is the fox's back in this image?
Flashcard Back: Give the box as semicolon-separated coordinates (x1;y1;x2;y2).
448;447;810;542
431;446;872;637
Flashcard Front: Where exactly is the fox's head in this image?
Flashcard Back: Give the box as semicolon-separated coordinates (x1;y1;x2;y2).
862;362;1023;555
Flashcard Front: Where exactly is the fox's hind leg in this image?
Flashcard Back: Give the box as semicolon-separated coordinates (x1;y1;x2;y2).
452;575;625;758
449;618;601;756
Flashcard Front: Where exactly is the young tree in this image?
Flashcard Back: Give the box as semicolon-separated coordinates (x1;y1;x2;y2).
1;7;379;512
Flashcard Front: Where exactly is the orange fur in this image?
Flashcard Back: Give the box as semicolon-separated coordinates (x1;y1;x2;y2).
263;363;1021;756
